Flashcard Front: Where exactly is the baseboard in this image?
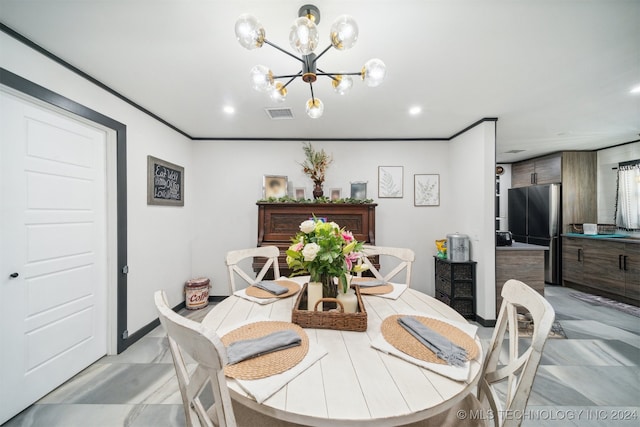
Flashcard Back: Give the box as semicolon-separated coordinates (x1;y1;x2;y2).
475;315;496;327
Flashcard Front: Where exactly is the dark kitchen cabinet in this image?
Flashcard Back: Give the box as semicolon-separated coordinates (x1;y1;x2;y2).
562;236;639;304
562;237;585;284
511;154;561;187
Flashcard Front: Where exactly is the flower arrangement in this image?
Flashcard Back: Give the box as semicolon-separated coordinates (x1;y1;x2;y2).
286;218;369;293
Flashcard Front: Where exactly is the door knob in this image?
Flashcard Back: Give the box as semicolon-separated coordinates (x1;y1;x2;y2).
9;272;19;278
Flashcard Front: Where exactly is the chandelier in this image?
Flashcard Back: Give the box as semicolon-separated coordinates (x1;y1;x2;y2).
234;4;386;119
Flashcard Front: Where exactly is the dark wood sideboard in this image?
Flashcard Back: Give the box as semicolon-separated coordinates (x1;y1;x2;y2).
255;202;377;277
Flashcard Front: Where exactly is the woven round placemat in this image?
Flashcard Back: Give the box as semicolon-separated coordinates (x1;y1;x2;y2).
351;277;394;295
381;314;478;365
245;279;301;299
221;321;309;380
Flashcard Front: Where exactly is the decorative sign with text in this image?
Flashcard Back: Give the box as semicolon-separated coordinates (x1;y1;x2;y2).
147;155;184;206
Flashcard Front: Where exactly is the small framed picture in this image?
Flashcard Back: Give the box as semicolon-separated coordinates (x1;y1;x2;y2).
295;187;306;199
350;182;367;200
263;175;288;199
378;166;403;198
414;174;440;206
330;188;341;201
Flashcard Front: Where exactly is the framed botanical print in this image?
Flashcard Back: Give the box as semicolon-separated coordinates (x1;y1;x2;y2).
378;166;403;198
414;174;440;206
263;175;288;199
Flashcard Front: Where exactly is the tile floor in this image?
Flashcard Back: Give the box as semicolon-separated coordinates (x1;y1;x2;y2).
4;285;640;426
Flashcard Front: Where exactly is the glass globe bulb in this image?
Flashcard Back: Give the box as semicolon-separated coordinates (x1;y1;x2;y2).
362;58;386;87
289;17;319;55
249;65;274;92
269;82;287;102
330;15;358;50
306;98;324;119
235;14;265;50
332;75;353;95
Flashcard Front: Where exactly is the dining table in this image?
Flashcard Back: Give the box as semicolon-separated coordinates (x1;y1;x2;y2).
201;276;483;426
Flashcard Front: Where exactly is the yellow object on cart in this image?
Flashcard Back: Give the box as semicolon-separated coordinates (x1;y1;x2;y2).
435;239;447;259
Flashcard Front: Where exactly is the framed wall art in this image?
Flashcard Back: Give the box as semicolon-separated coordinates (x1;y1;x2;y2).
263;175;288;199
378;166;403;198
147;155;184;206
350;182;367;200
414;174;440;206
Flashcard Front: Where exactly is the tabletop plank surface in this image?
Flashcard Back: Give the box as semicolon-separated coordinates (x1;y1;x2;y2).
202;278;482;426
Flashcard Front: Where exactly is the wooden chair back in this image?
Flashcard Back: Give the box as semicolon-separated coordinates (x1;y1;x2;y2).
358;245;415;287
154;290;235;427
479;279;555;427
225;246;280;293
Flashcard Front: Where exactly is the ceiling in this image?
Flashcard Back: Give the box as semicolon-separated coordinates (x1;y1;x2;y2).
1;0;638;162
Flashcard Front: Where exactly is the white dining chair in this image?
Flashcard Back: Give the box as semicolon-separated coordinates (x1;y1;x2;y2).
154;290;304;427
357;245;415;287
401;279;555;427
225;246;281;293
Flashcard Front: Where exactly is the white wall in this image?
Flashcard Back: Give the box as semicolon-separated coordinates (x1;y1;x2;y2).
597;141;640;238
190;139;455;297
1;33;194;334
448;122;497;321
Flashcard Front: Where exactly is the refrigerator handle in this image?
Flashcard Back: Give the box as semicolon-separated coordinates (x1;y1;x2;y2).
549;184;560;237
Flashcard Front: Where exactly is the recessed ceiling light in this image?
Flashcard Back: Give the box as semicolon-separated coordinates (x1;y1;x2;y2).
409;106;422;115
630;84;640;94
223;106;235;114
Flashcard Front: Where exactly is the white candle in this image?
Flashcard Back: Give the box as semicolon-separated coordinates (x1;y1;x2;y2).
307;281;323;311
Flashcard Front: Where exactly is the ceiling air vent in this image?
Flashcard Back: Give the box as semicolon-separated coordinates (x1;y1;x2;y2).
265;108;294;120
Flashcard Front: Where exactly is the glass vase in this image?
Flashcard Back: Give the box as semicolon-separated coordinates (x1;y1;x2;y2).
321;274;337;300
312;182;324;199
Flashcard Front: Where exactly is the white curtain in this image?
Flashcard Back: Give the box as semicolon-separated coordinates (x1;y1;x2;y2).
616;162;640;230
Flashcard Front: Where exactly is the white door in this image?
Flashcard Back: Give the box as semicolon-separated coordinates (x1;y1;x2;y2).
0;90;108;424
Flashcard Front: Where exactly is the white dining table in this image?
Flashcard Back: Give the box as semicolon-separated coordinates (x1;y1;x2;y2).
201;276;483;426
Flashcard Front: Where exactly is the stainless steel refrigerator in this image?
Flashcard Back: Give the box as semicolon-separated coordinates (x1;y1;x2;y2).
508;184;561;284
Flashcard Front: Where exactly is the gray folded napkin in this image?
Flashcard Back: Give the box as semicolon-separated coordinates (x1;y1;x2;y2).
226;330;301;365
354;279;387;287
253;280;288;295
397;316;467;367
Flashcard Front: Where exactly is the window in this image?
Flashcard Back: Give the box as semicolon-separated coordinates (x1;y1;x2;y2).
615;160;640;230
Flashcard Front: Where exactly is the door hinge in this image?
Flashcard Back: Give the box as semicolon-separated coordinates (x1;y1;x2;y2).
122;329;129;340
122;265;129;274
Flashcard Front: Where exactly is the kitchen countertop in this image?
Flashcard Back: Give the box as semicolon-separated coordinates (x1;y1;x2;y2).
496;242;548;251
563;233;640;244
